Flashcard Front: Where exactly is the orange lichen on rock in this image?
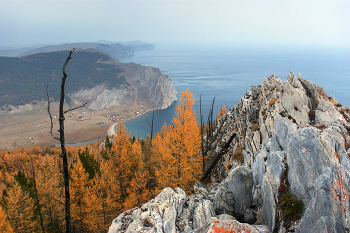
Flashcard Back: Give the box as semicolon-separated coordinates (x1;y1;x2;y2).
208;219;258;233
330;169;348;213
313;84;329;100
269;97;279;106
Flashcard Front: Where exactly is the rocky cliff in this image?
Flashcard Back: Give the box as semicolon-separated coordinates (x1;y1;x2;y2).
70;62;178;111
108;72;350;233
119;63;178;109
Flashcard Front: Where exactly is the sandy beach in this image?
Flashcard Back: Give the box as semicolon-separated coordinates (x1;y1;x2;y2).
107;123;118;136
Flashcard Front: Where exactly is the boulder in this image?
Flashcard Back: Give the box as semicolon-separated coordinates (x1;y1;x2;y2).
108;187;187;233
315;99;345;127
214;166;254;222
280;72;309;128
193;182;209;197
192;200;215;229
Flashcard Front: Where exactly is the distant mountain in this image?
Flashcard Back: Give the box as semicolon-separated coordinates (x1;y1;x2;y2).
117;40;156;51
0;41;155;60
0;45;45;57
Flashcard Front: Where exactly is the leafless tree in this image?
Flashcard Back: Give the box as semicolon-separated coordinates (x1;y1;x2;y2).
200;97;235;182
47;49;86;233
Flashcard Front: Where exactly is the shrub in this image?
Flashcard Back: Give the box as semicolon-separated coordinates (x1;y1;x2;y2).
250;122;260;132
142;218;153;227
232;146;244;163
315;125;326;130
279;192;304;225
308;110;315;117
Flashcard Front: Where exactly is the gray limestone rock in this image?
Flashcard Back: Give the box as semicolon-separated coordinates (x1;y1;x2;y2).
297;72;318;101
297;165;350;233
281;72;309;128
189;217;270;233
178;196;197;231
193;182;209;197
214;166;253;221
108;187;187;233
315;99;345;127
217;214;236;220
260;173;279;230
192;200;215;229
287;126;334;206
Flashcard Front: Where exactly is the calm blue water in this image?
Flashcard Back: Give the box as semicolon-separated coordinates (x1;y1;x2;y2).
119;44;350;138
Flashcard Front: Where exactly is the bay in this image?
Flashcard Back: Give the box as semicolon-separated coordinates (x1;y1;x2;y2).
119;44;350;138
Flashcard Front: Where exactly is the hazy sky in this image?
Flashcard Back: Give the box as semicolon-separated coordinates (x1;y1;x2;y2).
0;0;349;48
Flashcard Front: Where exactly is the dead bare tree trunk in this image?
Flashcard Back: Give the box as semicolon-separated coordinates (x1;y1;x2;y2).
150;109;154;140
200;132;236;182
200;97;232;183
47;49;86;233
200;95;205;173
58;49;74;233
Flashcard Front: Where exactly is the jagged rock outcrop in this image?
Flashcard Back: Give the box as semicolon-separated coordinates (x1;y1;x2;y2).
108;72;350;232
207;72;350;232
108;186;270;233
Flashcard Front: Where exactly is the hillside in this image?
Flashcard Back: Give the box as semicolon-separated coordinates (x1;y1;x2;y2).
0;49;124;107
0;49;177;149
108;72;350;232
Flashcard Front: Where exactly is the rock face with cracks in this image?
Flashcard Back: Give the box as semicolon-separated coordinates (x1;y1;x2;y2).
108;72;350;232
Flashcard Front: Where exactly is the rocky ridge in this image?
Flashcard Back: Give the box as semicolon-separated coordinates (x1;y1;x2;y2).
108;72;350;232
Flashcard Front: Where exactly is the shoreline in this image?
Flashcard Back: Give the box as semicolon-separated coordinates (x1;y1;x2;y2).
107;122;118;136
106;107;157;137
106;100;177;138
0;102;173;150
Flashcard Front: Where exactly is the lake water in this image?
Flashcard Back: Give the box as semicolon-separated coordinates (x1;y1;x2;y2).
119;44;350;138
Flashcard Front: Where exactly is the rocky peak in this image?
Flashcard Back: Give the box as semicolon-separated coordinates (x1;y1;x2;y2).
108;72;350;232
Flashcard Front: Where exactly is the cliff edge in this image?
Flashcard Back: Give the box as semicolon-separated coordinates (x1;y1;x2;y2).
108;72;350;233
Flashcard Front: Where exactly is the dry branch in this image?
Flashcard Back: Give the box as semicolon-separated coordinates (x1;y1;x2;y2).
46;85;59;141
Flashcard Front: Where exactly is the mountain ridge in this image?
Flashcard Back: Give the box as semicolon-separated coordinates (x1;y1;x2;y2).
0;40;155;60
108;72;350;232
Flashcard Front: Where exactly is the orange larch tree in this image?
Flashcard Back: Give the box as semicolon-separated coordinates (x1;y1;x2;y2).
111;122;133;202
123;139;151;210
4;182;39;232
155;90;202;192
0;205;13;232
